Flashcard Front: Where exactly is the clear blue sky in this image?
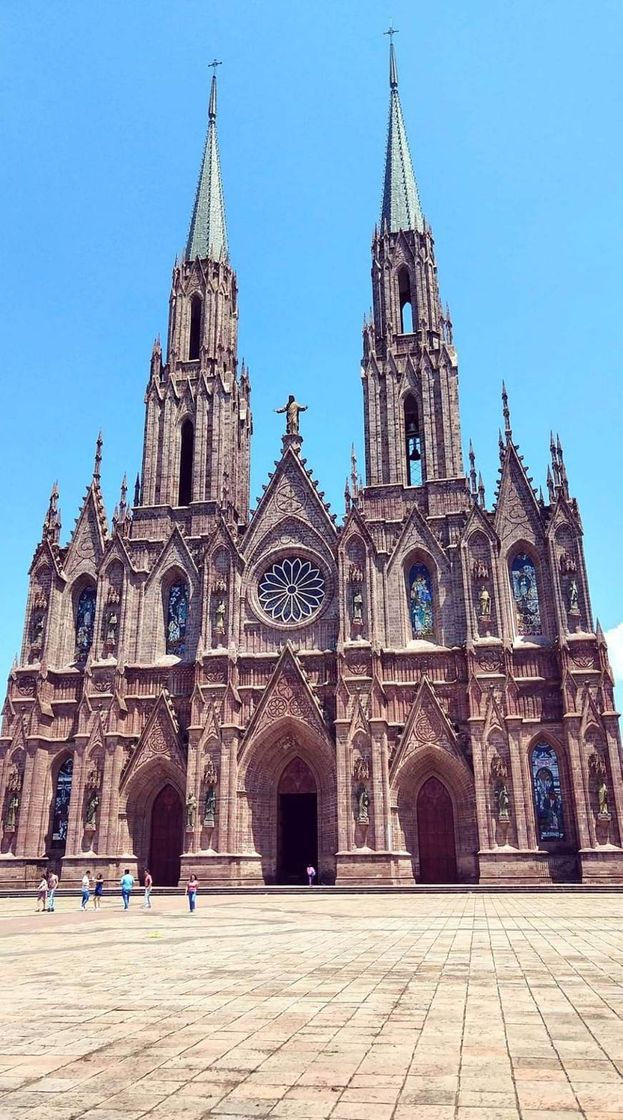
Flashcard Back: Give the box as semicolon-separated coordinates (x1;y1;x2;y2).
1;1;622;693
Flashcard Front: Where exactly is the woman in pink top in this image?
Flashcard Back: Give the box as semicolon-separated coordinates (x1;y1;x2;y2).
186;873;198;912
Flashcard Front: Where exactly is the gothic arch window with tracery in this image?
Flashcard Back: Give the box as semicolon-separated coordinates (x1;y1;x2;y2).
404;395;422;486
51;757;73;848
188;294;202;360
75;585;96;662
407;561;434;639
530;743;565;842
398;267;414;334
166;580;189;656
258;557;325;625
510;553;542;636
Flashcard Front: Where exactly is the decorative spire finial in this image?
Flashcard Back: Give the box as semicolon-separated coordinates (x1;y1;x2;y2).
43;481;61;543
133;473;141;507
478;472;486;508
468;439;477;500
380;31;424;234
350;444;359;502
93;432;103;482
501;382;512;438
384;25;399;88
208;59;221;119
186;63;228;262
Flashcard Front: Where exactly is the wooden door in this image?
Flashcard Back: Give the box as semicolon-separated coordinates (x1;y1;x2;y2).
417;776;458;883
149;784;183;886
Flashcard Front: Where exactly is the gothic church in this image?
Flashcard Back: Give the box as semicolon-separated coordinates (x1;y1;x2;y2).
2;45;622;886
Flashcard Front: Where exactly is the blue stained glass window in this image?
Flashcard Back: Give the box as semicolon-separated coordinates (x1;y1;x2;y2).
52;757;73;844
75;586;96;660
511;554;542;635
166;581;189;655
531;744;565;841
408;563;434;638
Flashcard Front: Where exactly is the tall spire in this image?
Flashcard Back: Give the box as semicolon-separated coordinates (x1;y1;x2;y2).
380;31;424;234
185;63;229;262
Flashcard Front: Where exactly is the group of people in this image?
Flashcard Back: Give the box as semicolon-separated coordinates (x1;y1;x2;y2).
35;868;201;912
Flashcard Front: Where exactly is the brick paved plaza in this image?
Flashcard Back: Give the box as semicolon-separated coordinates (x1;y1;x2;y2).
0;891;622;1119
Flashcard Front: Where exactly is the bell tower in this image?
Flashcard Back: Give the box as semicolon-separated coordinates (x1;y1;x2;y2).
139;68;251;527
362;39;463;497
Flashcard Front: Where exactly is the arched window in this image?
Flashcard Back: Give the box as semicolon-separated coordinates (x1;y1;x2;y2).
404;395;422;486
398;267;414;334
75;586;96;661
166;580;189;656
178;419;194;505
531;743;565;841
52;757;73;847
188;294;202;360
408;562;434;638
510;553;542;635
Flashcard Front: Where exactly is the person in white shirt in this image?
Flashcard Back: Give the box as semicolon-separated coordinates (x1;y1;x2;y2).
80;871;92;910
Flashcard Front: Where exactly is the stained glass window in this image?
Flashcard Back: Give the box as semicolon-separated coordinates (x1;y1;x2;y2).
52;757;73;844
166;581;189;655
408;563;434;638
75;586;96;661
259;557;324;624
511;554;542;635
531;743;565;841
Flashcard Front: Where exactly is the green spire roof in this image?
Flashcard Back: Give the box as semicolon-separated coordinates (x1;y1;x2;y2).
380;43;424;234
185;74;229;261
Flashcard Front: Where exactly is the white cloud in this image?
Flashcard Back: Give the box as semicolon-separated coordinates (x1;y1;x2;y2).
604;623;623;712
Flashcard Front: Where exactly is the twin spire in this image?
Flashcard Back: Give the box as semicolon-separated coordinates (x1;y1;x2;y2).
380;39;424;234
185;39;423;265
185;68;229;262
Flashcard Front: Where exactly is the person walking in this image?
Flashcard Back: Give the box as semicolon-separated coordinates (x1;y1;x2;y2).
80;870;92;910
120;868;134;911
186;872;198;912
47;870;59;912
143;868;153;909
36;874;48;913
93;873;104;910
306;864;316;886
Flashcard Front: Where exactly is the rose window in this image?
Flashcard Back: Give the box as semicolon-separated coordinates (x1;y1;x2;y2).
258;557;325;624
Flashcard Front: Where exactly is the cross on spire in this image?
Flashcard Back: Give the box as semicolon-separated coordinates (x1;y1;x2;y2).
384;25;399;41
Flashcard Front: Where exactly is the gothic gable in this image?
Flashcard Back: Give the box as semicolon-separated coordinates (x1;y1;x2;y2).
494;442;543;547
386;503;450;575
120;690;185;789
390;677;463;780
240;644;330;753
64;486;107;581
146;526;199;587
244;446;337;562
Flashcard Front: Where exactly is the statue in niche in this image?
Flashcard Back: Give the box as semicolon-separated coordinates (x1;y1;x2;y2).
478;586;491;618
496;783;510;821
352;588;363;623
214;599;226;633
85;790;99;827
5;793;19;831
356;785;370;824
185;792;197;830
567;578;579;612
203;785;217;826
275;394;307;435
31;611;45;648
597;778;609;817
106;609;118;646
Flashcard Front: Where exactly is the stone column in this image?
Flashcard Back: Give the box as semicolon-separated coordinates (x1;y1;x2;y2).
64;746;87;856
15;743;41;858
563;719;591;849
470;728;492;850
98;739;118;853
507;719;530;849
371;733;384;851
226;732;239;853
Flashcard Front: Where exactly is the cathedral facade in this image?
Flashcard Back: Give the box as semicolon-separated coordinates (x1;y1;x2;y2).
2;47;623;887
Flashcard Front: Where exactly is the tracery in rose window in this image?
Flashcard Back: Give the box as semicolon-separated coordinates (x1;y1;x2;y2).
258;557;324;624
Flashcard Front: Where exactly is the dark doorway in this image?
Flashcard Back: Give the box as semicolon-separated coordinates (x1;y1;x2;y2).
149;784;183;886
277;758;318;884
416;776;458;883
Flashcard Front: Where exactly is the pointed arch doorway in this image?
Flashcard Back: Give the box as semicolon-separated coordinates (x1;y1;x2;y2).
277;758;318;884
417;776;458;883
149;784;183;886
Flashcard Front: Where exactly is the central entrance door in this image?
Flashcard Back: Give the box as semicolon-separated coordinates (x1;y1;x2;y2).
149;784;183;886
277;758;318;884
417;776;458;883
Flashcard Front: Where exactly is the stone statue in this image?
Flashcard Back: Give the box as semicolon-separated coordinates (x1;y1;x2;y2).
5;793;19;831
275;395;308;435
568;578;579;612
186;792;197;830
204;785;217;826
352;588;363;623
85;790;99;827
106;610;118;645
598;779;609;817
496;783;510;821
215;599;226;633
478;586;491;618
356;786;370;824
31;612;45;647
